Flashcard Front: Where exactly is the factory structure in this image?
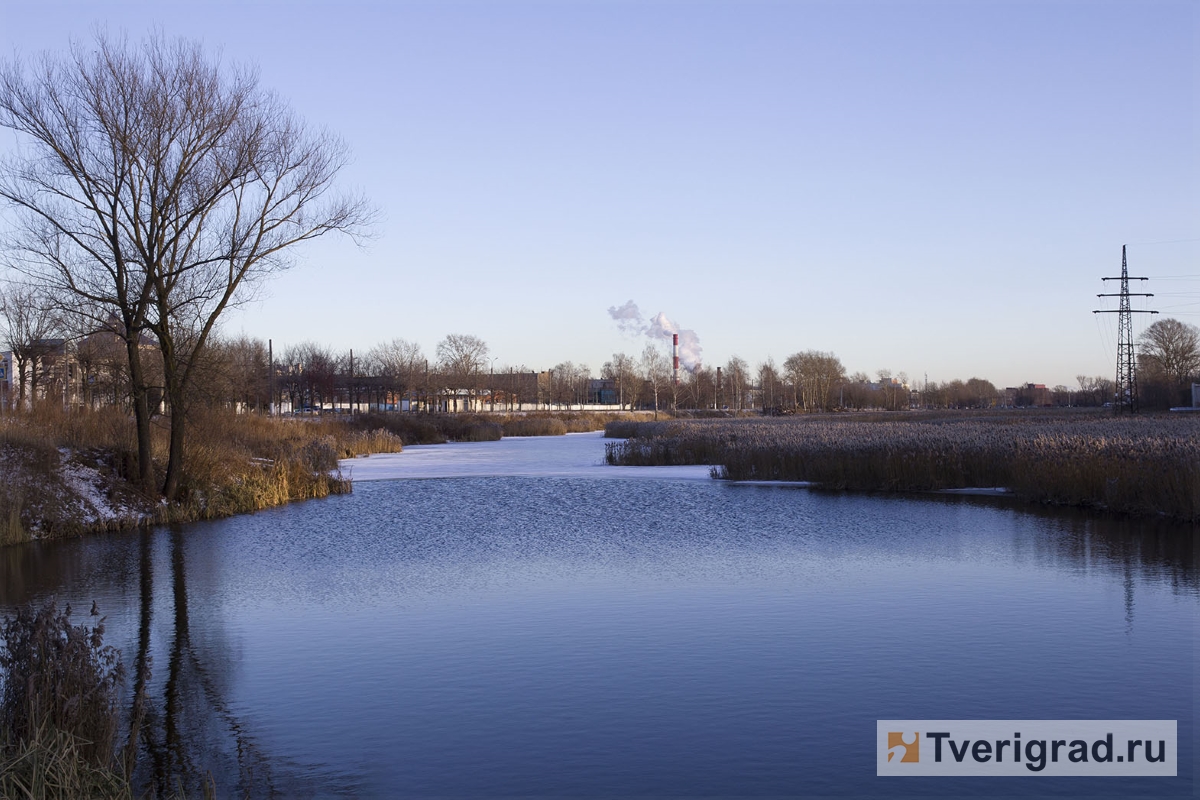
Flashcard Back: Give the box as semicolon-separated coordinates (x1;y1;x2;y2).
673;333;680;386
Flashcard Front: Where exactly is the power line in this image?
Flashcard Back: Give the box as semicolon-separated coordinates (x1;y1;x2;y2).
1093;245;1157;414
1124;237;1200;246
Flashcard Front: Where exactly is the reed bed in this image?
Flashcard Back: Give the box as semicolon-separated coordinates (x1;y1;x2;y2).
605;412;1200;522
0;601;215;799
0;602;134;799
500;417;569;437
347;410;649;444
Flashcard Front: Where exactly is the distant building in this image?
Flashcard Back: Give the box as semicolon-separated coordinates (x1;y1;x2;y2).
0;352;10;406
588;378;618;405
1004;383;1051;408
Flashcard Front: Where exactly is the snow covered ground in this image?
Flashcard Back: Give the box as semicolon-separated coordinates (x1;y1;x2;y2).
338;430;713;482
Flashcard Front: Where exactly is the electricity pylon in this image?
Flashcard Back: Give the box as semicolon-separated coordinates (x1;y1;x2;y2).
1093;245;1157;413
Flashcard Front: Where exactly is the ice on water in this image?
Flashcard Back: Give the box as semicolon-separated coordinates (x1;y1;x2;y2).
339;430;713;482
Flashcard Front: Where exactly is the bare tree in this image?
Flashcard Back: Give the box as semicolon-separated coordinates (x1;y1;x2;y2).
876;368;905;411
843;371;873;410
75;322;133;408
281;341;338;413
602;352;638;411
1076;374;1116;407
724;355;749;411
782;353;802;409
0;283;62;408
436;334;489;412
811;353;846;410
572;363;592;407
1139;318;1200;406
550;361;592;408
965;377;998;408
784;350;845;411
0;33;372;498
640;344;670;418
204;335;269;411
757;357;780;413
367;338;424;411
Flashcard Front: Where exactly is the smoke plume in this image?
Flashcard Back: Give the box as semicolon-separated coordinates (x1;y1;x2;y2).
606;300;703;370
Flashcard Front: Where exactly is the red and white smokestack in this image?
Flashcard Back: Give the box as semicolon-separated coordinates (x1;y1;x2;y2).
672;333;680;385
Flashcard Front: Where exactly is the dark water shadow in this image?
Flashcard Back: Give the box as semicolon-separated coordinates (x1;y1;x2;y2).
1;526;359;797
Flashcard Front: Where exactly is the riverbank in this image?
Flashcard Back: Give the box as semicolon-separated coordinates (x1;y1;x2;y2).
604;410;1200;522
0;408;652;546
4;431;1192;797
0;407;399;545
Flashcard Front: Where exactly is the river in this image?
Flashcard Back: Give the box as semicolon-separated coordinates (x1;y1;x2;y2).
1;431;1194;797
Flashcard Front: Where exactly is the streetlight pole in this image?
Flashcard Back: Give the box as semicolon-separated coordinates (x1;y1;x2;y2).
490;357;497;412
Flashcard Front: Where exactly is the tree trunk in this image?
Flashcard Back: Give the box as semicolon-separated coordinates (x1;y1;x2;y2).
159;334;186;501
28;354;40;407
162;404;185;502
124;336;156;494
14;351;27;408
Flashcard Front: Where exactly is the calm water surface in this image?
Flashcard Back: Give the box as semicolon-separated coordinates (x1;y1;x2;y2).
1;432;1195;798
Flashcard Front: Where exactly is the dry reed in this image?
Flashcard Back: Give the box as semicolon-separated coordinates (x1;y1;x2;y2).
605;412;1200;522
0;601;216;799
0;601;136;799
0;407;407;541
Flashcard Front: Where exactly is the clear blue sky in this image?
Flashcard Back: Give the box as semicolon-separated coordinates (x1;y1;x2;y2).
1;0;1196;389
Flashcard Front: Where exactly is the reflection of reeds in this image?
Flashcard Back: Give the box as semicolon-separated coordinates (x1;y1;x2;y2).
0;488;27;548
605;414;1200;521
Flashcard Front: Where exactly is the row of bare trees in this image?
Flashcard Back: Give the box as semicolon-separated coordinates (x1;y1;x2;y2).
6;289;1194;420
12;315;1193;420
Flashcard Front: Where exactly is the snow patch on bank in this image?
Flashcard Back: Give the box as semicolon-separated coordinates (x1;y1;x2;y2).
57;452;147;525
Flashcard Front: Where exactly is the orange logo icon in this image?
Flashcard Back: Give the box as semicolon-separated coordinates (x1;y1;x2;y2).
887;731;920;763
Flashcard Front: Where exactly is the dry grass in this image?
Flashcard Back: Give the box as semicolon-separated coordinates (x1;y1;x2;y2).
605;411;1200;521
345;410;649;444
0;723;132;800
0;405;648;543
0;406;408;541
0;602;126;764
0;601;221;800
0;602;134;799
153;408;401;523
500;417;568;437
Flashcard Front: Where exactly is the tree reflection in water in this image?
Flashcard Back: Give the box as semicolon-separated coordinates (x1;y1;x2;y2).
0;496;1195;796
132;527;283;797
